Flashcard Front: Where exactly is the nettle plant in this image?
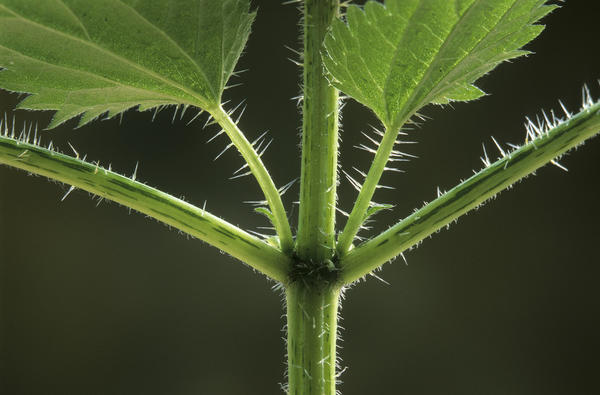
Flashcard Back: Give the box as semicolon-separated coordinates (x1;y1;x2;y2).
1;0;599;394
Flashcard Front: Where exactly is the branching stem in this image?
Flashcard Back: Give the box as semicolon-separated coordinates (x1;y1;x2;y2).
0;132;292;283
340;101;600;284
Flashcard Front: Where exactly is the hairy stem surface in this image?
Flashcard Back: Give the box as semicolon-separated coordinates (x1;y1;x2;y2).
296;0;340;262
340;101;600;284
0;133;291;283
212;105;294;254
336;124;399;256
286;282;339;395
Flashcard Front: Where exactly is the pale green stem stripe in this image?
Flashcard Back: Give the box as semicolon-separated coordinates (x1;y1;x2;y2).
286;282;339;395
296;0;340;262
336;123;398;256
340;102;600;284
0;134;291;283
211;105;293;254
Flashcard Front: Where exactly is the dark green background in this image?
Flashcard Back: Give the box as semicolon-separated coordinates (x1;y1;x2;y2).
1;1;599;394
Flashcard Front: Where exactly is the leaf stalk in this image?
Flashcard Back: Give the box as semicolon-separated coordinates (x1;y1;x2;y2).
336;122;399;256
211;105;294;254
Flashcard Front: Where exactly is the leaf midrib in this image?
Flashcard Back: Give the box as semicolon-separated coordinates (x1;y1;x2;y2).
422;0;522;105
116;0;219;100
381;1;423;127
397;0;522;126
56;0;91;40
219;1;226;92
383;0;482;128
0;3;217;110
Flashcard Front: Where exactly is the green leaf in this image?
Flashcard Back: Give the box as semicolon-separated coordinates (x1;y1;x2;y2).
323;0;556;129
364;202;394;221
0;0;254;128
254;206;274;222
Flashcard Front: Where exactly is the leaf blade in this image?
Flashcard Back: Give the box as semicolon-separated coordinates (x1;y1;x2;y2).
323;0;556;129
330;0;557;255
0;0;254;127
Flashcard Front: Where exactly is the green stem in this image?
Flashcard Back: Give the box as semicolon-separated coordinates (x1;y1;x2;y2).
211;105;294;254
340;101;600;284
336;124;398;256
286;282;340;395
296;0;340;262
0;133;292;283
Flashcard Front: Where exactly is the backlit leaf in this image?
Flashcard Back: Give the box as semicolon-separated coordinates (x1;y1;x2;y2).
323;0;556;129
0;0;254;128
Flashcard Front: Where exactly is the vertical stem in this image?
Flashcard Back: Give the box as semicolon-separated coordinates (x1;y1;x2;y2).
286;282;340;395
296;0;340;262
287;2;341;393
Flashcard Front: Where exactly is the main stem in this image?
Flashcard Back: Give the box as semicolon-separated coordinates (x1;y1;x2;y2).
287;1;341;393
286;282;340;395
296;0;340;262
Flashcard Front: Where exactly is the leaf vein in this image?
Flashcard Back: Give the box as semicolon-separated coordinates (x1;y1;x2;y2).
2;6;211;109
55;0;91;40
114;0;217;100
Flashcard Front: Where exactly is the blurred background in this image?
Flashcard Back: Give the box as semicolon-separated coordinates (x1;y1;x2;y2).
1;1;599;394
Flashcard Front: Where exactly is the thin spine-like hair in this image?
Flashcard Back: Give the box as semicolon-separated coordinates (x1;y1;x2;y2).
350;83;600;283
